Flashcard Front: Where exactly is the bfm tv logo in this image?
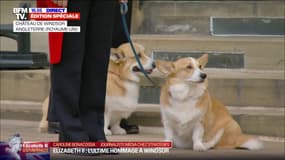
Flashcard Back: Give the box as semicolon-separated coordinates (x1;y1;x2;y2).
13;8;29;20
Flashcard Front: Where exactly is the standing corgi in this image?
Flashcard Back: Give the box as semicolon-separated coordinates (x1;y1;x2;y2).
105;42;155;135
156;54;263;151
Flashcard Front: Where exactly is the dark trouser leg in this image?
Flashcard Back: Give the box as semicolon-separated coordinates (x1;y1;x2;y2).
49;0;91;142
78;0;115;141
48;67;56;122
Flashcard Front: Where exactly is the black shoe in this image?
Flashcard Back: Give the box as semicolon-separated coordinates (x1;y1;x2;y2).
48;122;61;134
120;119;139;134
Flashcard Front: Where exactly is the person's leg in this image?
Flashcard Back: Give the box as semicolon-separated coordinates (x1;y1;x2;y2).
49;0;91;142
79;0;115;141
47;67;61;134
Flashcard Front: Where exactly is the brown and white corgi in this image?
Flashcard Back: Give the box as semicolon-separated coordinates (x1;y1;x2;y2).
39;43;155;135
156;54;263;151
105;42;155;135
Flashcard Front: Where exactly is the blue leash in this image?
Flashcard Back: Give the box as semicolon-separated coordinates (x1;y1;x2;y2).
120;2;156;85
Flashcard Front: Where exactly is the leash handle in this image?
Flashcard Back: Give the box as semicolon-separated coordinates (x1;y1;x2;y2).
119;3;156;85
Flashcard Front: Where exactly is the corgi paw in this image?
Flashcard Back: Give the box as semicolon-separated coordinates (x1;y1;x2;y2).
38;127;48;133
38;121;48;133
104;129;112;136
111;126;127;135
193;142;207;152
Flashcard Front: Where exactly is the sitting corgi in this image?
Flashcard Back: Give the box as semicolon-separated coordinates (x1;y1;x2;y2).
39;43;155;135
156;54;263;151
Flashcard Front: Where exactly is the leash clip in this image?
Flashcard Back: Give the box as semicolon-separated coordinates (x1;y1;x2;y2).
120;1;128;15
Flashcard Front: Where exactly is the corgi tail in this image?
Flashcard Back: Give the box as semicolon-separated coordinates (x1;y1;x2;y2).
238;134;264;150
203;128;224;150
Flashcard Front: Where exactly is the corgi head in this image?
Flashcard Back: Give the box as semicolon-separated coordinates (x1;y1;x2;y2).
110;43;155;82
157;54;209;104
156;54;208;84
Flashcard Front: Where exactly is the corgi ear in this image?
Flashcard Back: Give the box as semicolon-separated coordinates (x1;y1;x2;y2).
198;53;208;68
110;48;125;63
155;60;175;75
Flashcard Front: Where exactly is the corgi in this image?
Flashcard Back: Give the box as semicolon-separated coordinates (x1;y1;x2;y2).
39;43;155;135
156;54;263;151
104;42;155;135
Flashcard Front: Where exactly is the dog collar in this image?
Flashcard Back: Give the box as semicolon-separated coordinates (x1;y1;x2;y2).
108;70;139;84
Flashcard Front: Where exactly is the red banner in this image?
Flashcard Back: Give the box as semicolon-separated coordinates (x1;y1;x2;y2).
22;142;50;153
29;13;80;20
